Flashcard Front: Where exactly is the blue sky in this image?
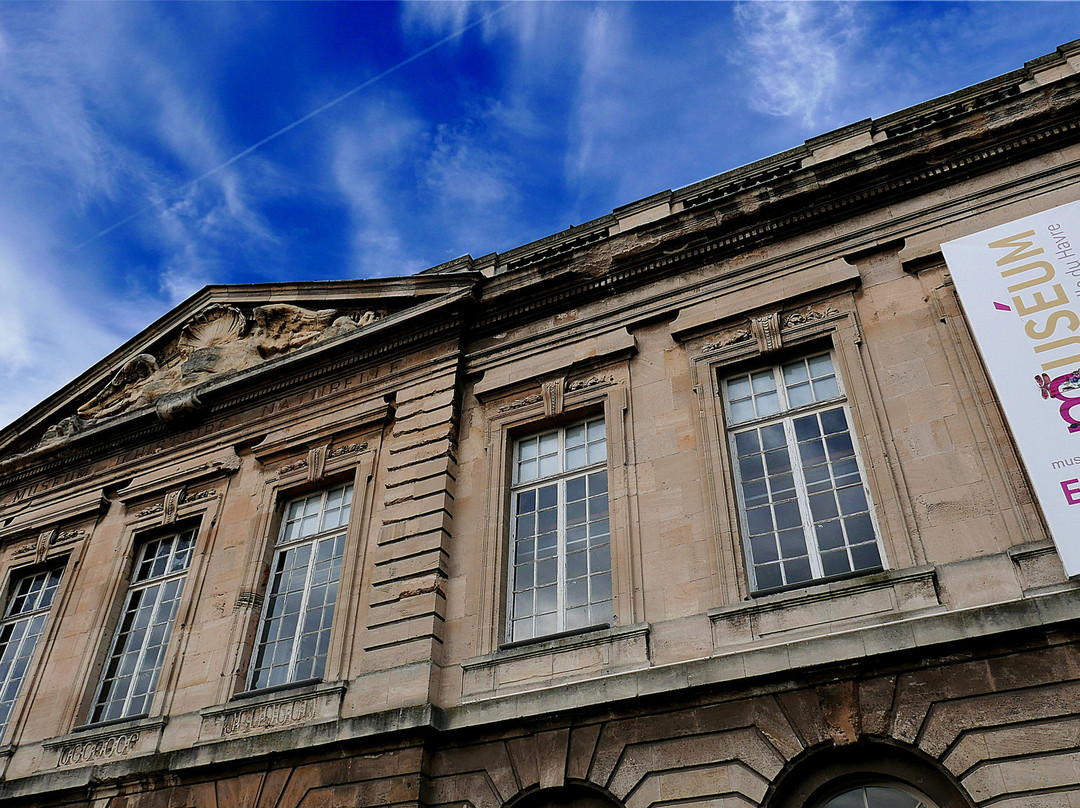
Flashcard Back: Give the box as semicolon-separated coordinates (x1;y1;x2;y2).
2;1;1079;429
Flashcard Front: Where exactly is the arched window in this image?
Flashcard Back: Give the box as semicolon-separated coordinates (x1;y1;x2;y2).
507;784;624;808
765;741;974;808
818;784;939;808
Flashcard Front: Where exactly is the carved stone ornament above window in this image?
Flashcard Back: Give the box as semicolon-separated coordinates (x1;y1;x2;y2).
701;327;753;355
42;304;383;440
781;304;841;329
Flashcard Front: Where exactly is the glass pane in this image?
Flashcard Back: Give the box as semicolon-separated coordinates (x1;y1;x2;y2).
820;790;865;808
730;398;755;423
735;431;760;456
782;360;809;385
754;563;783;590
727;376;752;401
565;445;587;470
755;391;781;417
865;787;922;808
751;370;777;393
807;353;834;379
813;375;841;400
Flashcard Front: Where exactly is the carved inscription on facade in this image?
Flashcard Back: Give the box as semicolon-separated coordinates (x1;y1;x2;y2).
219;698;316;738
55;732;139;768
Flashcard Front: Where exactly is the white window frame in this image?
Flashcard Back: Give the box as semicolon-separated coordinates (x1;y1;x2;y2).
247;482;353;691
722;351;884;591
506;417;613;644
0;565;64;740
91;529;195;723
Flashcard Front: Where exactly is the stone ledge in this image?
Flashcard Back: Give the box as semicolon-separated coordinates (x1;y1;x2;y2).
198;680;347;744
461;623;651;700
708;566;941;649
1009;540;1068;594
5;588;1080;798
41;715;167;772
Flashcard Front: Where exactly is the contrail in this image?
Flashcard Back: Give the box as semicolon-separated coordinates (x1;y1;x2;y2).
70;3;510;252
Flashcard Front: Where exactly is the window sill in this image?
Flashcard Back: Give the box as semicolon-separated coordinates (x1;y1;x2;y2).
197;679;347;744
461;623;650;700
231;677;323;702
499;622;612;652
69;712;157;734
43;715;167;770
708;565;940;650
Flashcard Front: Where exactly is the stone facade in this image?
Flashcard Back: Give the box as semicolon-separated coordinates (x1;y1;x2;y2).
1;42;1080;808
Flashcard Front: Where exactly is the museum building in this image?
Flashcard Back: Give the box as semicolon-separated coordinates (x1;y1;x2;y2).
0;42;1080;808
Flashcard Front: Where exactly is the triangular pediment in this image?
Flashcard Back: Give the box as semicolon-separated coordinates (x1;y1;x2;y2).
0;274;479;463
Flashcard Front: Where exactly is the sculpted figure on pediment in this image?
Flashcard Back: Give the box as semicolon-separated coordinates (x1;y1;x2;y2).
76;354;161;420
251;305;339;358
46;303;383;435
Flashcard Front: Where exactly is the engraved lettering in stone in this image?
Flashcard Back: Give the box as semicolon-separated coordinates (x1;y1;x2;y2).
219;698;317;737
56;732;139;767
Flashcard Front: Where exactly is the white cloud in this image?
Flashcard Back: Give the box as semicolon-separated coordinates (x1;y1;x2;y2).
330;102;431;277
565;6;628;187
731;1;859;127
0;235;124;430
400;1;549;51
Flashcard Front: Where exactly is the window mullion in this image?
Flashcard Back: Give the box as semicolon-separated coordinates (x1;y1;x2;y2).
784;415;824;581
288;540;319;681
556;478;567;633
122;581;157;716
2;617;32;692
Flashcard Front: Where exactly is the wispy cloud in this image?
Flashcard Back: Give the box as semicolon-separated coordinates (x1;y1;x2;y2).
330;100;431;277
731;1;860;128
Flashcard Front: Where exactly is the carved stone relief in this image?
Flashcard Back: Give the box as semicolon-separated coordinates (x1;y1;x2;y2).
46;304;383;439
781;304;841;329
751;312;782;354
701;327;753;354
12;527;87;562
566;374;615;392
135;488;218;520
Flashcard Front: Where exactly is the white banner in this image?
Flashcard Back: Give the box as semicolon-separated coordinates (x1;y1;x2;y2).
942;200;1080;576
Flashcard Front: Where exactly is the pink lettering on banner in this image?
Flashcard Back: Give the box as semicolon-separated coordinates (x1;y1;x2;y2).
1060;478;1080;505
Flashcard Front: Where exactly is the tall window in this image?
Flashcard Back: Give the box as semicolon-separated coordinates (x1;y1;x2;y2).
0;566;63;739
723;352;882;591
249;483;352;690
92;530;195;723
509;418;612;643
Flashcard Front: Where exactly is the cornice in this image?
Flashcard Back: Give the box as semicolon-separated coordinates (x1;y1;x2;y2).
473;95;1080;335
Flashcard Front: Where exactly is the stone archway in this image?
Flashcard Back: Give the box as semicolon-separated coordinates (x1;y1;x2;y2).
506;784;625;808
764;740;976;808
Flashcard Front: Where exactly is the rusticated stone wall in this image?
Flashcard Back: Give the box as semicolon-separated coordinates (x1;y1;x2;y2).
14;628;1078;807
